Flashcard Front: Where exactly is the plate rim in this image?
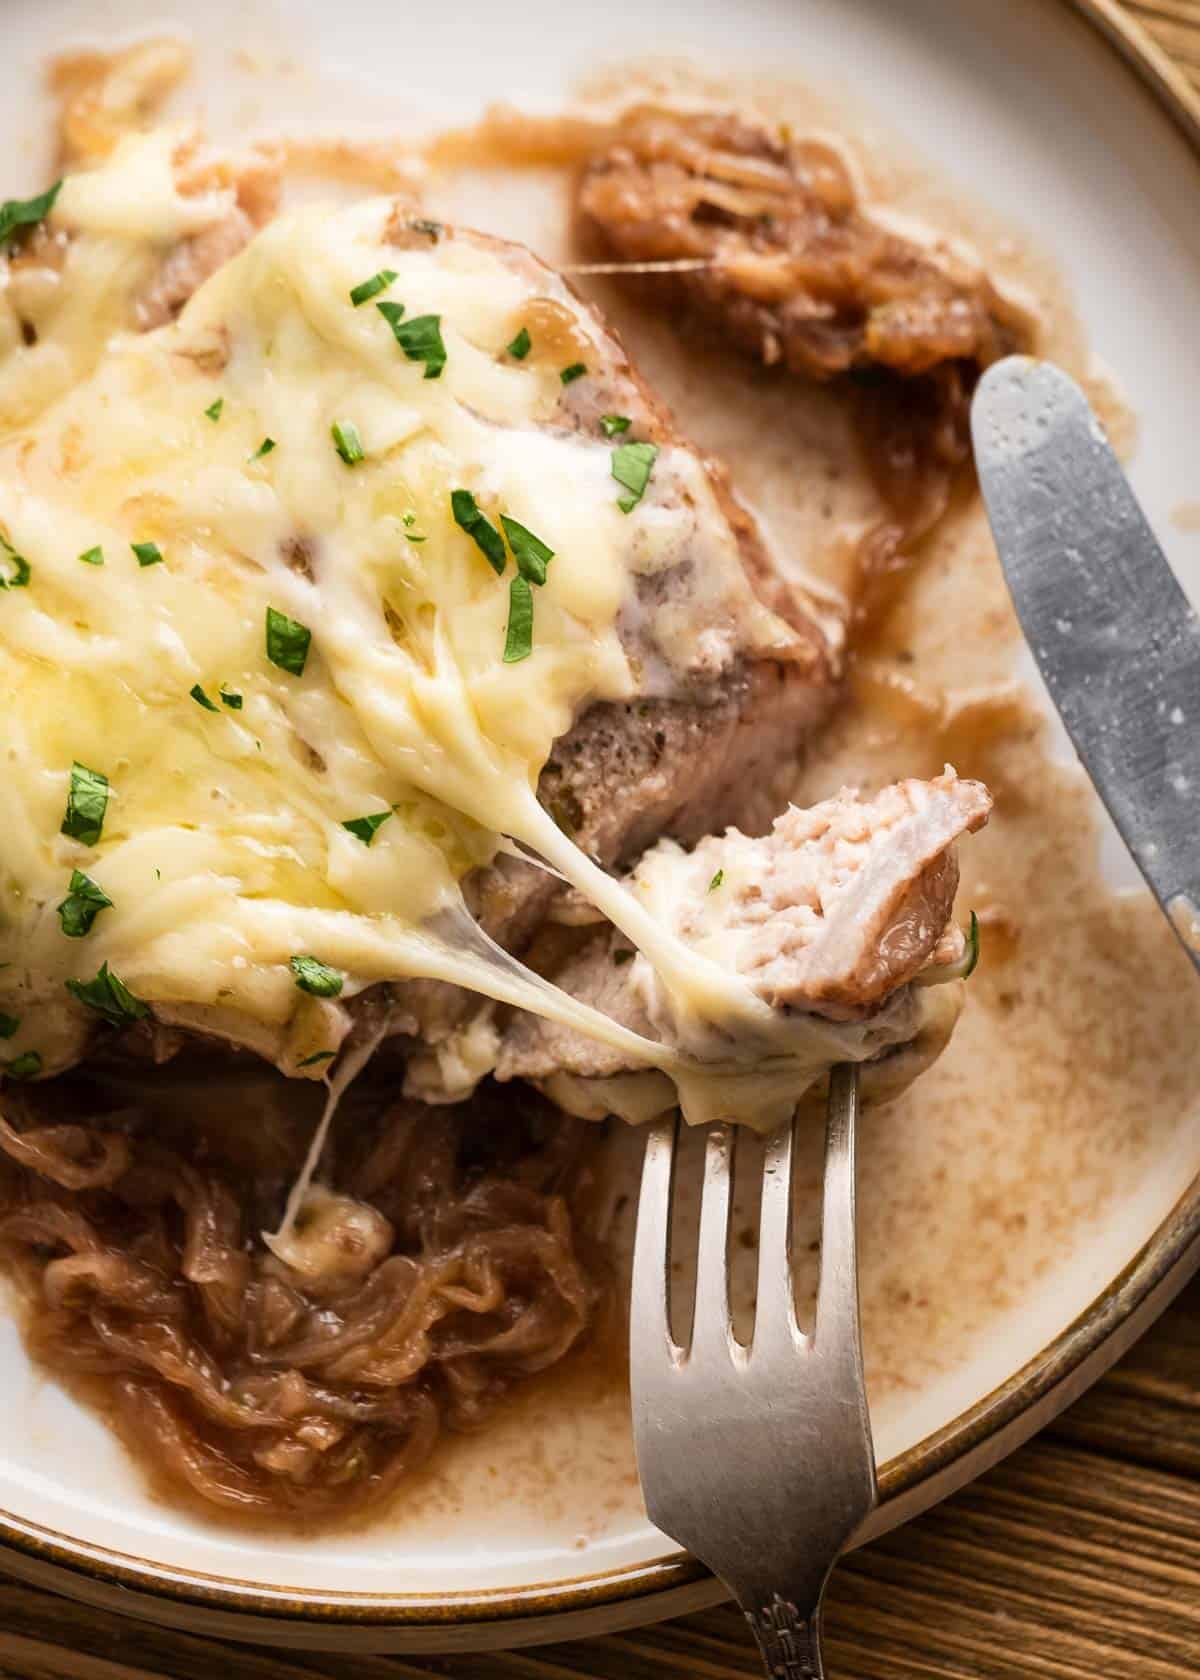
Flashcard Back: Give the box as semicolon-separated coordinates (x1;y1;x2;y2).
2;0;1199;1649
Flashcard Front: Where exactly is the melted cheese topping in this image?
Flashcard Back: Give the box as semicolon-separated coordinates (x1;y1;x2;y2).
0;137;799;1089
0;133;926;1133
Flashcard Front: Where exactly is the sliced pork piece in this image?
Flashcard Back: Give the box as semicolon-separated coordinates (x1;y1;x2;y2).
497;769;990;1121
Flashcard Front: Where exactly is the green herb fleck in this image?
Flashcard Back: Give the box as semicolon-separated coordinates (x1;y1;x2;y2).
503;574;534;664
506;326;531;360
219;686;243;710
204;397;224;422
612;441;658;513
78;545;104;566
400;508;427;544
708;868;725;892
66;961;149;1026
0;537;30;589
4;1051;42;1081
61;762;109;847
250;436;277;461
349;267;398;306
265;606;311;677
190;683;219;712
57;869;113;939
341;810;393;845
290;954;344;998
600;413;631;437
0;1013;19;1039
560;361;587;385
132;540;164;568
0;180;62;247
500;515;554;587
451;488;506;575
331;419;365;466
297;1049;336;1068
378;302;447;378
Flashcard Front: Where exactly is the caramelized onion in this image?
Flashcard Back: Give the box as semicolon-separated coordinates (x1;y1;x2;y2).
0;1081;597;1519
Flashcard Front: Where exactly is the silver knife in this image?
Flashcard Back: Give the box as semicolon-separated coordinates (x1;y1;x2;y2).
971;356;1200;974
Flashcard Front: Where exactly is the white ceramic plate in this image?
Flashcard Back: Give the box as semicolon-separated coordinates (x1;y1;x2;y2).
1;0;1200;1652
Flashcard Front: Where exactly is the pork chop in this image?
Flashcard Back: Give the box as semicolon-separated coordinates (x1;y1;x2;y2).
341;222;844;1066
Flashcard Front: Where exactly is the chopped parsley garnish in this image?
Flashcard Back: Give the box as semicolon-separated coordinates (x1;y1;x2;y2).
503;575;534;664
341;810;393;846
500;515;554;586
331;419;365;466
66;961;149;1026
132;540;164;568
297;1049;336;1068
612;440;659;513
219;686;243;710
0;180;62;247
265;606;311;677
190;683;219;712
61;762;109;847
506;326;532;360
78;546;104;567
0;1013;19;1038
250;436;277;460
290;954;344;998
349;267;398;307
559;361;587;385
708;868;725;892
4;1051;42;1081
57;869;113;938
451;489;506;575
405;532;426;544
204;397;224;422
377;301;447;379
600;413;631;437
0;537;30;589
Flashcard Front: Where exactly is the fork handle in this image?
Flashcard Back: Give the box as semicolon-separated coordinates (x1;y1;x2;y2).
745;1595;825;1678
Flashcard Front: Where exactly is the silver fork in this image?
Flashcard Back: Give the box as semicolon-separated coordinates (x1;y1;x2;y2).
631;1064;876;1679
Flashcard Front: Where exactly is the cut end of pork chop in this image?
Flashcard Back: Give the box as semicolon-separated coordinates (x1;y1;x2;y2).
497;767;990;1117
652;766;992;1018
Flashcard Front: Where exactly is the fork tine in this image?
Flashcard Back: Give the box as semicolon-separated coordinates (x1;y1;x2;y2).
689;1123;736;1357
633;1115;681;1358
753;1112;803;1355
815;1064;863;1349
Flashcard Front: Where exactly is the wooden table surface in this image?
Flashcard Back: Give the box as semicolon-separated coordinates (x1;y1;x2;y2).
5;3;1200;1675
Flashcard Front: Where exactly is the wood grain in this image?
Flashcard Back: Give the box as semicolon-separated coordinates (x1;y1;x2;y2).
4;3;1200;1676
1128;0;1200;76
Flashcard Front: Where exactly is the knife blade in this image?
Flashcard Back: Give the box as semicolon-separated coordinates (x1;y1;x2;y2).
971;356;1200;974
